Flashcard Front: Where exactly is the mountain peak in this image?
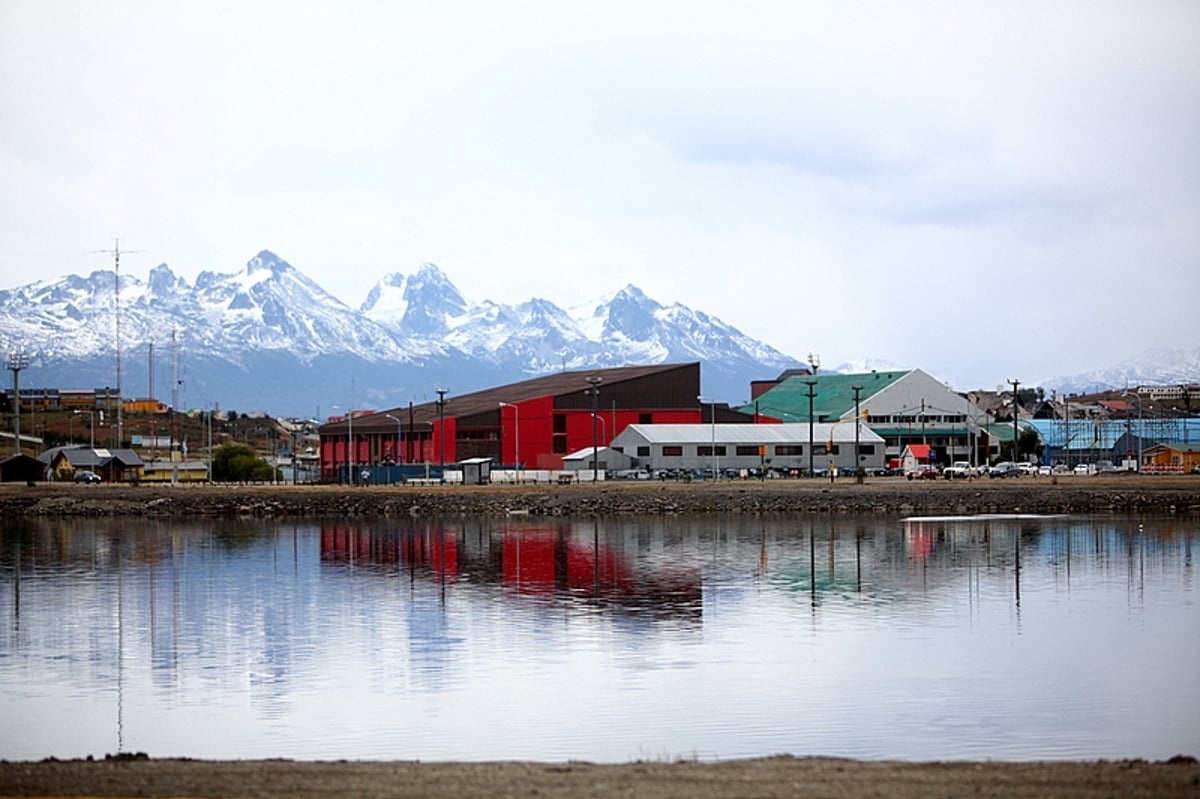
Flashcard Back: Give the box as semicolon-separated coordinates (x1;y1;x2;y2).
246;250;290;275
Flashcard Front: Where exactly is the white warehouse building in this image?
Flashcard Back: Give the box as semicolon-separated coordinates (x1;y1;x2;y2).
608;422;886;475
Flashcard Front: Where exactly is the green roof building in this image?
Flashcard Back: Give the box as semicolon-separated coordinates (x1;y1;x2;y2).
741;369;995;466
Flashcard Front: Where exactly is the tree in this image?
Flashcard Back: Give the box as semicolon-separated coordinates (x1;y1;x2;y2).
1017;428;1042;461
212;442;276;482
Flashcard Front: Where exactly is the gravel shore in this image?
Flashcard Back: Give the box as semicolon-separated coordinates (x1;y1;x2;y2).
2;473;1198;519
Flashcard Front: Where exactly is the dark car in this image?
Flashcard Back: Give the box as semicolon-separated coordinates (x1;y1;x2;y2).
74;470;102;483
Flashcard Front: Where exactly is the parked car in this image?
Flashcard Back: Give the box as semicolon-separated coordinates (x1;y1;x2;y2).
988;462;1021;478
73;470;101;483
906;465;940;480
1073;463;1094;475
1037;465;1052;476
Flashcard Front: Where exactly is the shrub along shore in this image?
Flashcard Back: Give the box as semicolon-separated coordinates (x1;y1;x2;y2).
2;474;1197;519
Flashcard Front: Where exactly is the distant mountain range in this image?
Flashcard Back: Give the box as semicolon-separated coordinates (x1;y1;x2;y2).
1;250;1194;416
0;251;802;416
1040;346;1200;397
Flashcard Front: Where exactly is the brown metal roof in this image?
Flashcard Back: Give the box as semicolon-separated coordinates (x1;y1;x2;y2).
323;362;701;434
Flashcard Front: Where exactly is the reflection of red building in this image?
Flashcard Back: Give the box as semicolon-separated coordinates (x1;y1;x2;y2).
318;362;749;480
502;527;628;594
320;525;457;577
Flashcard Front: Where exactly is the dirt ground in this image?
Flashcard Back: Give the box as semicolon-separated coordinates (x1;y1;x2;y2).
1;755;1198;799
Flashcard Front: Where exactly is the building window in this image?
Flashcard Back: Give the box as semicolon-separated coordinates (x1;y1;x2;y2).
775;445;803;456
639;413;652;424
553;436;567;454
553;414;567;434
857;444;876;455
697;446;727;457
736;445;760;456
637;446;650;456
662;446;683;457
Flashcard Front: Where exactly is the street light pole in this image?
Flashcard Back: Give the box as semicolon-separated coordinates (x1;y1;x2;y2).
851;384;863;479
499;402;520;483
384;414;403;478
586;377;602;482
6;352;29;455
803;379;817;478
74;409;95;449
1008;379;1021;463
436;388;448;481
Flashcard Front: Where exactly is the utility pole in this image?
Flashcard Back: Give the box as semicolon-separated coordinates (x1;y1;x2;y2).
6;352;29;455
1008;379;1021;462
803;379;817;478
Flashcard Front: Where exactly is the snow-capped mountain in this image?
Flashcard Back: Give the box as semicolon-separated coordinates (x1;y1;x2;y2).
1;250;802;415
1041;346;1200;396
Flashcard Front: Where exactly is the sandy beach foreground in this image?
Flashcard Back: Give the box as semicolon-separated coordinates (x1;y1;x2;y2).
1;755;1199;798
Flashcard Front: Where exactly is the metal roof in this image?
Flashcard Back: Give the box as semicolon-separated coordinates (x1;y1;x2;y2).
744;370;912;422
618;422;883;445
325;362;701;434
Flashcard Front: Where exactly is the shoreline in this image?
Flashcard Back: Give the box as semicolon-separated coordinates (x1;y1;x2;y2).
2;474;1198;519
1;755;1198;798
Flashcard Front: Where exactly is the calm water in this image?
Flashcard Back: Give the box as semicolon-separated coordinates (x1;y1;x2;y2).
0;514;1197;763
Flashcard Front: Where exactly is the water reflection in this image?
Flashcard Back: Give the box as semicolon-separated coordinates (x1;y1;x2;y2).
0;514;1197;763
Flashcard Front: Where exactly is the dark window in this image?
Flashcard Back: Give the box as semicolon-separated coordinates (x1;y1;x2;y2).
857;444;876;455
698;446;729;457
553;414;567;434
662;446;683;457
639;413;652;424
637;446;650;456
553;435;567;454
775;445;803;456
736;445;760;456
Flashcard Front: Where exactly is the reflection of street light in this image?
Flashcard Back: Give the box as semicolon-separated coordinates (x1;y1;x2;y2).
586;377;602;482
74;409;96;449
499;402;519;483
384;414;403;466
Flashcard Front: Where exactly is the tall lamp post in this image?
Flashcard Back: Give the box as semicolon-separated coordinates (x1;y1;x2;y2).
1008;379;1021;463
384;413;403;478
586;377;602;482
436;388;448;481
803;379;818;478
698;395;717;479
851;384;863;479
499;402;519;483
74;409;96;449
6;352;29;455
332;405;354;485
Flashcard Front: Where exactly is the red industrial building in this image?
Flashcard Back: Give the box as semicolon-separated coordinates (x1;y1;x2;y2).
317;362;747;482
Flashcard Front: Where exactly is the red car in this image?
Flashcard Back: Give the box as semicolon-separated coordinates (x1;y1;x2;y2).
905;466;940;480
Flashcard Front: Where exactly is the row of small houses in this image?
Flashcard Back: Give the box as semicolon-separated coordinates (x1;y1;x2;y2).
0;446;209;484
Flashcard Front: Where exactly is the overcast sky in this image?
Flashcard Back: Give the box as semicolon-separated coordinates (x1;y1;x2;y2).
2;1;1197;391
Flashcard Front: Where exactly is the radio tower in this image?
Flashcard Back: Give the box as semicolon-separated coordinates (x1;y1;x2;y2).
90;239;142;447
